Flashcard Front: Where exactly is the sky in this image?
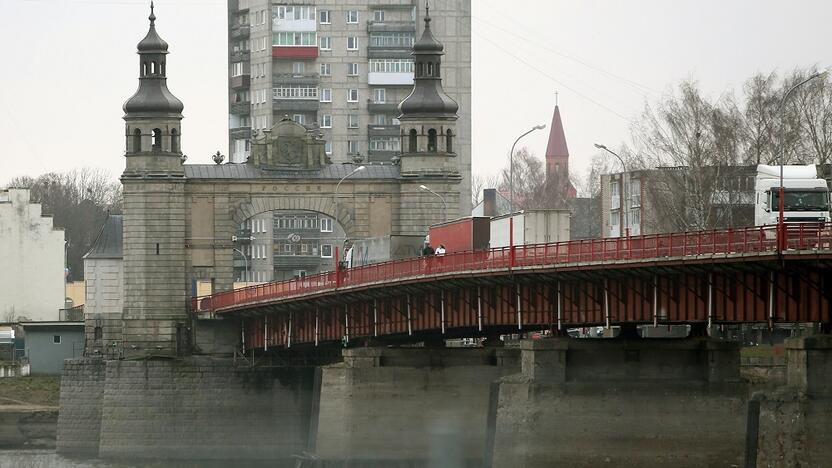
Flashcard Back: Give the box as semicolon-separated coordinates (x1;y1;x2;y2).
1;0;830;188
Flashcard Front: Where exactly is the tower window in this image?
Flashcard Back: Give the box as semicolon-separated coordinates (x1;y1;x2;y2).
427;62;434;77
446;129;453;153
408;129;417;153
132;128;142;153
427;129;437;153
152;128;162;150
418;63;424;78
161;61;166;75
151;61;157;75
142;62;148;77
171;128;179;153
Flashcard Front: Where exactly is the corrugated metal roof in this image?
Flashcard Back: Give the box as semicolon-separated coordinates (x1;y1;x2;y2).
84;214;123;260
183;163;400;180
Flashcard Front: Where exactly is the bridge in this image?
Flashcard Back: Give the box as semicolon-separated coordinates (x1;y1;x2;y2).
195;223;832;350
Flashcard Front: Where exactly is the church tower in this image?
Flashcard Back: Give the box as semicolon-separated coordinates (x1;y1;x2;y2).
121;3;189;357
545;103;577;199
398;3;460;179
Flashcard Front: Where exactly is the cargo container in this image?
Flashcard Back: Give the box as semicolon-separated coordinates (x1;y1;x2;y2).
351;235;425;267
428;217;491;253
490;210;570;248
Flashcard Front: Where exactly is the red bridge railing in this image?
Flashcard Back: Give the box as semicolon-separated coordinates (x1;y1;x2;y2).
194;223;832;315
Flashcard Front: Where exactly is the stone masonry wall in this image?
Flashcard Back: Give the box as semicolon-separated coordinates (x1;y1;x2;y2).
56;358;106;455
97;357;314;461
84;258;123;356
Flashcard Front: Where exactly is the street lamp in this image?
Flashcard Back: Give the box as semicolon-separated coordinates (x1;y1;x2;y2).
778;70;828;250
595;143;630;237
334;165;366;217
232;248;249;283
419;184;448;222
509;124;547;214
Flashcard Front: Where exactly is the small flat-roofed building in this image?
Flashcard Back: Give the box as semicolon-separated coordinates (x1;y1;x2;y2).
20;322;84;375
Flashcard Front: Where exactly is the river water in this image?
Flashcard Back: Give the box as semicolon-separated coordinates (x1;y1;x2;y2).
0;451;282;468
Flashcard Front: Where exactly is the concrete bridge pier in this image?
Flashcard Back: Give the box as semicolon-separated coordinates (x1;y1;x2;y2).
756;335;832;466
313;346;520;467
490;337;747;468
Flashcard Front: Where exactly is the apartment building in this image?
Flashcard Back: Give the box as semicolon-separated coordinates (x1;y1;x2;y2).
227;0;472;215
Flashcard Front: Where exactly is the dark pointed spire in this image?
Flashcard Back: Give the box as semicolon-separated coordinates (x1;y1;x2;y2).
138;1;168;53
149;1;156;25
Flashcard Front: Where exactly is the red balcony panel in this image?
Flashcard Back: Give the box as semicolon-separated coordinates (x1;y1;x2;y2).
273;46;319;59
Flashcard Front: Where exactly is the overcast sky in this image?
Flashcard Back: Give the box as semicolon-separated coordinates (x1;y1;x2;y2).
1;0;830;188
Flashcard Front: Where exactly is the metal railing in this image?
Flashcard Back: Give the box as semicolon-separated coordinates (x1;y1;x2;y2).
193;223;832;315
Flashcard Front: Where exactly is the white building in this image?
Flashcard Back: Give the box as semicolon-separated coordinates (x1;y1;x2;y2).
0;189;65;321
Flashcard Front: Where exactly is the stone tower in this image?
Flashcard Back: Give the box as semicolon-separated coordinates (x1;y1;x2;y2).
121;3;189;357
398;3;460;179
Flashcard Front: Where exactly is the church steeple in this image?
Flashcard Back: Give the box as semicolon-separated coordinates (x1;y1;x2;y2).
545;101;576;198
122;3;185;175
397;2;460;179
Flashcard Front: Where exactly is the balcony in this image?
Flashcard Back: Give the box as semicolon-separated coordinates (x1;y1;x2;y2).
368;49;413;59
368;124;400;137
367;150;399;163
230;24;250;39
275;255;327;268
230;101;250;115
273;73;320;86
273;46;319;59
229;127;252;140
230;49;250;63
230;74;250;89
367;102;400;114
367;21;416;33
273;100;320;112
368;72;413;86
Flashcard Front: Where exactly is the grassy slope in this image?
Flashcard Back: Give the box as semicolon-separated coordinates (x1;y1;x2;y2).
0;376;61;407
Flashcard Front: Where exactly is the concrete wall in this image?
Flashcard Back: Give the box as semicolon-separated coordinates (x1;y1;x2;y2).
492;338;747;468
94;358;313;461
315;347;519;465
24;326;84;375
56;358;105;454
0;189;65;322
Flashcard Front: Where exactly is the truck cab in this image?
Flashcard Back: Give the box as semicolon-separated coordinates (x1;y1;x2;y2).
754;164;830;226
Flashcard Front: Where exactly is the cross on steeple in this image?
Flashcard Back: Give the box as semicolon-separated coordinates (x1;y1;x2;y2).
555;91;559;106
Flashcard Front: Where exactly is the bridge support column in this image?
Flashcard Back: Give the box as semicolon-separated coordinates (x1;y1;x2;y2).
492;337;747;468
756;335;832;466
314;346;519;466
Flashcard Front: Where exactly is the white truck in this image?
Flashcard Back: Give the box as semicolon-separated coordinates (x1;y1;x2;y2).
754;164;830;226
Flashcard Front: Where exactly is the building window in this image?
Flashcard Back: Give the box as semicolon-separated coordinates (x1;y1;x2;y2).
369;59;415;73
53;335;61;344
320;88;332;102
611;181;621;210
346;10;358;24
276;5;316;21
373;88;386;103
347;36;359;50
293;114;305;125
321;244;333;258
274;32;317;46
94;326;103;340
631;179;641;207
321;114;332;128
231;62;244;77
319;36;331;51
370;137;401;152
320;63;331;76
373;114;388;125
292;62;305;75
348;114;359;128
408;129;417;152
610;211;620;228
427;129;437;152
347;89;359;102
369;32;414;48
132;128;142;153
152;128;162;150
348;140;359;154
347;63;359;76
321;217;333;232
630;208;641;233
273;85;318;100
373;10;385;22
319;10;330;24
324;141;332;155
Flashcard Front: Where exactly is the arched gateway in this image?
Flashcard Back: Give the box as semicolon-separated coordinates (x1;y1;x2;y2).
114;7;462;357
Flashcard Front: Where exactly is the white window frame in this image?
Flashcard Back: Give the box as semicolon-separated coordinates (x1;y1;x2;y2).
346;10;358;24
631;179;642;208
320;63;331;76
319;36;331;51
347;89;359;102
273;85;319;100
292;62;305;75
319;9;331;24
348;140;359;154
347;63;359;76
53;335;61;344
611;181;621;210
293;114;305;124
347;36;359;51
320;217;333;232
321;114;332;128
231;62;244;77
369;58;415;73
348;114;359;128
324;141;333;155
321;244;333;258
373;88;386;103
320;88;332;102
373;10;385;22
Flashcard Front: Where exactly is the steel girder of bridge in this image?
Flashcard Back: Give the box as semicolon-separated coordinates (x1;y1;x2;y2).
194;224;832;350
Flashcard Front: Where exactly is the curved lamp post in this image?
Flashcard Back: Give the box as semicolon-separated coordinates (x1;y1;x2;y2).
509;124;547;214
232;248;249;283
419;184;448;222
777;70;828;250
334;165;366;217
595;143;629;237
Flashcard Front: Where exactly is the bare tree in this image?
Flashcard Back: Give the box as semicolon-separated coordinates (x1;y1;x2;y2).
792;68;832;167
5;168;122;281
471;172;501;207
497;147;570;210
